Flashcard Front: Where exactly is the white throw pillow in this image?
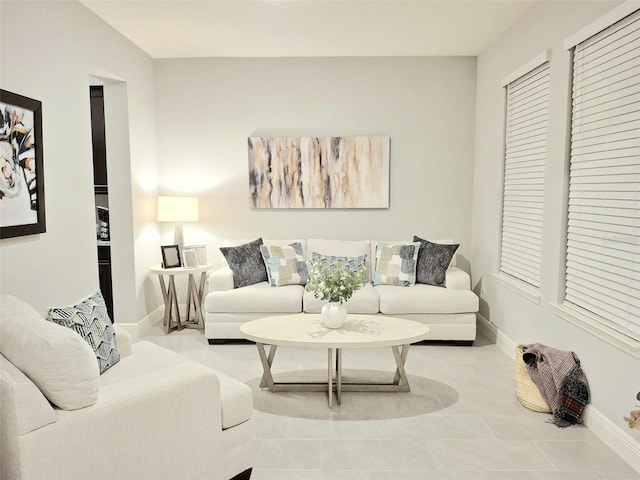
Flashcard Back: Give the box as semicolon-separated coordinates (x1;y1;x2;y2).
0;295;100;410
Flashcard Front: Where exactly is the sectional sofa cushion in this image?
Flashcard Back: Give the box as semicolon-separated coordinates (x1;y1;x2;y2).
46;291;120;374
0;295;100;410
376;284;479;314
220;238;268;288
413;236;459;287
372;242;421;287
260;242;309;286
206;282;304;313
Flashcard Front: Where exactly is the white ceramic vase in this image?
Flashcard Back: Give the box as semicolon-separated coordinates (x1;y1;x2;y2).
321;302;348;329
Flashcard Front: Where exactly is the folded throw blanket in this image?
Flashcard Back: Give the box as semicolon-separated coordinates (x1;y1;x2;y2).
522;343;590;427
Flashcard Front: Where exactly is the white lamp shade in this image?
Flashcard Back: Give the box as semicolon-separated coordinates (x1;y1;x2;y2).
157;196;199;222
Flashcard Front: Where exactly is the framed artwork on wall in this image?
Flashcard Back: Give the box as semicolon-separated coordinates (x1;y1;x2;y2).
0;89;46;239
248;136;390;209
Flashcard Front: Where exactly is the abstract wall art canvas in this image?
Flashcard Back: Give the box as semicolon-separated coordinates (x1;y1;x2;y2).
0;89;46;239
248;136;390;209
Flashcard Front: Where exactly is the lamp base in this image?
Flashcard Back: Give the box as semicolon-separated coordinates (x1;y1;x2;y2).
174;223;184;257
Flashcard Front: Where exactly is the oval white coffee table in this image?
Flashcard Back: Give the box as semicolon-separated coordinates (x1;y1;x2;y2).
240;314;430;408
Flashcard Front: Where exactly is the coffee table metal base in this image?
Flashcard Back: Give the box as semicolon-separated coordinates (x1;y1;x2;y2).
255;343;412;408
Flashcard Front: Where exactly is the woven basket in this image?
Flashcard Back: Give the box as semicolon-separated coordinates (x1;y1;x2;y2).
514;345;552;413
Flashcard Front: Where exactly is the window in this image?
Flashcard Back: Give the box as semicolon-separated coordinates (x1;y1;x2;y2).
499;59;550;291
564;8;640;344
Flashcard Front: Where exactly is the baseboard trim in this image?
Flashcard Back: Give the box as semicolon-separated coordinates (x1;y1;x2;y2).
117;305;164;338
477;313;640;473
141;305;164;334
477;313;517;359
476;313;497;343
114;322;139;338
583;405;640;474
147;305;164;326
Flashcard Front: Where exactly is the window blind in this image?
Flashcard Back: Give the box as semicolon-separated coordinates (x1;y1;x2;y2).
500;61;550;289
566;9;640;341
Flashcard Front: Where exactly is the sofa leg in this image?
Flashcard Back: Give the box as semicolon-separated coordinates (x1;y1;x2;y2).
230;467;252;480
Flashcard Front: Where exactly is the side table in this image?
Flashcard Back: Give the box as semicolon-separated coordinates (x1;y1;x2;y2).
150;264;212;333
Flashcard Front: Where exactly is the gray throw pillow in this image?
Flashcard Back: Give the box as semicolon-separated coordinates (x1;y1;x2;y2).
46;291;120;374
220;238;268;288
413;235;459;287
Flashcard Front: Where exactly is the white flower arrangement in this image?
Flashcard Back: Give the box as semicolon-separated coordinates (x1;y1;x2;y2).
305;261;366;304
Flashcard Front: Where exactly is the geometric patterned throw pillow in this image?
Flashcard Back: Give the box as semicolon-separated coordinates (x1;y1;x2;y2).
310;252;367;275
372;242;420;287
46;291;120;374
260;242;309;287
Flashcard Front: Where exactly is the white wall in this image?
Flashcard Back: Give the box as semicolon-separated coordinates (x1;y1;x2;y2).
0;1;160;322
154;57;477;267
471;0;639;452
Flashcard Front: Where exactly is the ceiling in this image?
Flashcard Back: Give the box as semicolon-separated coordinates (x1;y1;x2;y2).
80;0;539;59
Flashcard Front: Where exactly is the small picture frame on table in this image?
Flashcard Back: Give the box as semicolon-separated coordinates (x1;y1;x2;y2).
182;248;198;268
161;245;181;269
185;244;207;265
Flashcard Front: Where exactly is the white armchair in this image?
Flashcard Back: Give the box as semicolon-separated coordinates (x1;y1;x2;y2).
0;295;254;480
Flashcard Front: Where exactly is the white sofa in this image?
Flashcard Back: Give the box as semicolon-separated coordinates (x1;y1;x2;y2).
205;239;479;344
0;295;255;480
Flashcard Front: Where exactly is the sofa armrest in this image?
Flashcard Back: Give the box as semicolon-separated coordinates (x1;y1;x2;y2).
445;267;471;290
209;266;234;292
0;355;56;435
114;325;132;357
26;363;225;480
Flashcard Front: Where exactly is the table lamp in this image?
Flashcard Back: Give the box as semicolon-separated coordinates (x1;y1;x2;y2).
157;196;199;254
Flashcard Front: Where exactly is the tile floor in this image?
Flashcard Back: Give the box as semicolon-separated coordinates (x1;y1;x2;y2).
139;326;638;479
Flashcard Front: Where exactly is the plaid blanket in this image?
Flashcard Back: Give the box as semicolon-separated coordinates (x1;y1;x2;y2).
522;343;590;427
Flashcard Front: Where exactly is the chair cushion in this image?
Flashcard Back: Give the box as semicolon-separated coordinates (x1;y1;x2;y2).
303;283;379;314
376;284;479;314
0;295;100;410
100;341;189;386
220;238;268;288
205;282;304;313
46;291;120;373
101;342;252;429
217;372;253;429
